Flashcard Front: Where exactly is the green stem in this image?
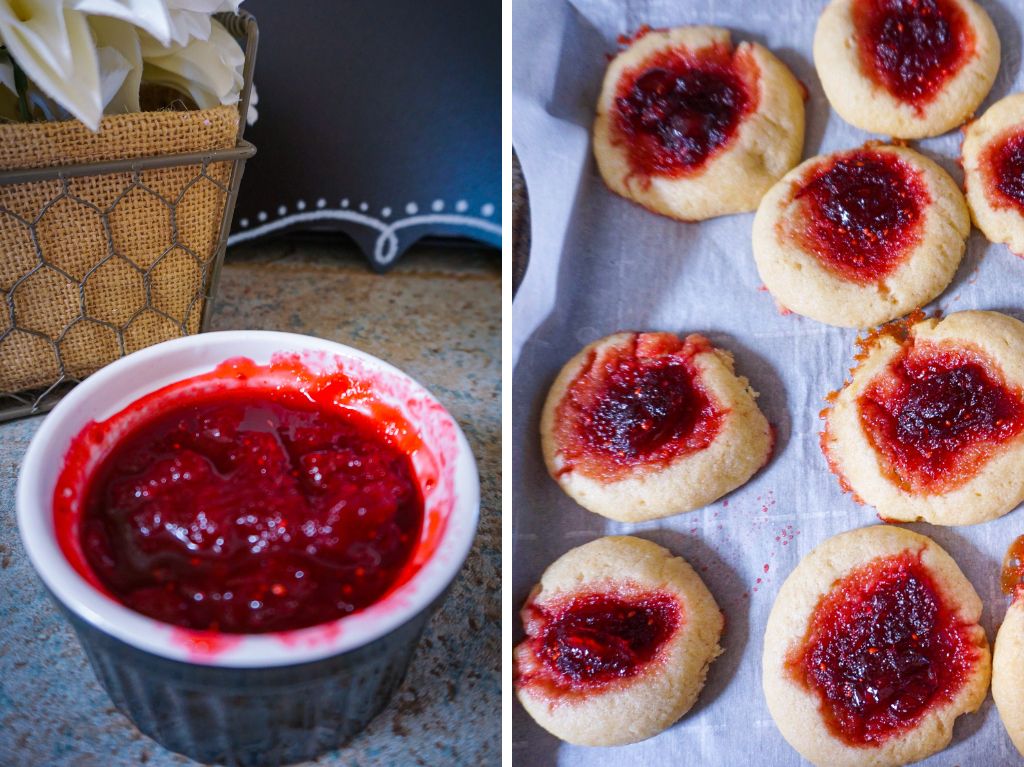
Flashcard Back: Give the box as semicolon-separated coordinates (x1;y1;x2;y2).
11;57;30;122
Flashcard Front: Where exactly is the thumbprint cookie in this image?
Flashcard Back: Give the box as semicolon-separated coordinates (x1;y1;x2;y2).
541;332;772;522
763;525;990;767
992;535;1024;757
514;536;724;746
963;93;1024;257
814;0;999;138
822;311;1024;525
593;25;805;221
753;144;969;328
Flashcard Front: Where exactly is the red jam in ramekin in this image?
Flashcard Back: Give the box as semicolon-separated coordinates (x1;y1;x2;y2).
53;353;458;647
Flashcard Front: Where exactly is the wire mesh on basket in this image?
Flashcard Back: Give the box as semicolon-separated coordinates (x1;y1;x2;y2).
0;12;258;423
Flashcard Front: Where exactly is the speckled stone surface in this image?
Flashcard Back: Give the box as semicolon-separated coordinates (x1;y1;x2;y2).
0;240;500;767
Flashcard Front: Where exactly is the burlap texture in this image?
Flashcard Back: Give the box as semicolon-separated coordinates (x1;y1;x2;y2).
0;106;238;394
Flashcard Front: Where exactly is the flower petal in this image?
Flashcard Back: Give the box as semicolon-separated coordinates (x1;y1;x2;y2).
0;6;101;129
72;0;173;46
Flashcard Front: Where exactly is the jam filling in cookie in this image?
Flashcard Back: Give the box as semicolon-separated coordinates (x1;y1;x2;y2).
792;150;928;283
554;333;723;480
788;551;978;745
79;392;423;633
613;42;758;177
1001;535;1024;597
857;344;1024;492
852;0;975;109
981;130;1024;214
521;591;681;692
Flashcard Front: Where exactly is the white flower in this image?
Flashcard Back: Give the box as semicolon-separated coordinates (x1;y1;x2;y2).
164;0;241;46
72;0;172;45
139;16;241;109
90;15;141;114
0;0;102;128
74;0;240;46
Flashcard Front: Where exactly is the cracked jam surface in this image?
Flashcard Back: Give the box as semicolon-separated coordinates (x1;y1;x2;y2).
553;333;723;481
613;41;758;178
791;149;927;283
858;344;1024;492
788;551;978;745
516;590;681;694
853;0;974;109
982;131;1024;215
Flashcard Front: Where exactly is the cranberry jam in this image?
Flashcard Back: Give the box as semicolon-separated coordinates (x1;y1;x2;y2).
1001;535;1024;597
554;333;723;480
858;345;1024;491
789;552;978;745
613;42;757;177
524;592;680;692
982;131;1024;214
78;391;423;634
792;150;927;283
852;0;974;108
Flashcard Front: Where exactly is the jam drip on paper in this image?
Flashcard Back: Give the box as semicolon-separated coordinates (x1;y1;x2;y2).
789;551;979;745
554;333;724;480
792;150;927;283
613;41;758;177
853;0;974;109
858;344;1024;492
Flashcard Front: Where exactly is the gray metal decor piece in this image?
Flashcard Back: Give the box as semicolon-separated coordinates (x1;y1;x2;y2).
228;0;501;270
0;12;258;422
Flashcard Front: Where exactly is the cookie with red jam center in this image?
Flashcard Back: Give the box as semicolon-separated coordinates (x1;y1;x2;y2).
814;0;999;138
993;535;1024;757
753;144;968;328
822;311;1024;525
593;25;805;221
514;536;724;746
541;332;772;522
963;94;1024;257
764;526;990;767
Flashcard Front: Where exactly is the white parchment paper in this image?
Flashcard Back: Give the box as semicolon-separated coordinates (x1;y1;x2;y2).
512;0;1024;764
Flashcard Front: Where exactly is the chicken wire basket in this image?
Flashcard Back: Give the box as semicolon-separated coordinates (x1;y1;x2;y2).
0;11;258;422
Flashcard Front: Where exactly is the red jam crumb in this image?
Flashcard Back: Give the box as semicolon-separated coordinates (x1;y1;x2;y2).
553;333;724;480
613;42;758;178
852;0;975;109
517;591;681;693
791;149;928;284
982;130;1024;215
1001;535;1024;597
79;391;423;634
858;343;1024;492
788;551;979;745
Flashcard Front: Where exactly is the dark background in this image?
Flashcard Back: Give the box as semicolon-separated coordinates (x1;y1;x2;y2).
230;0;501;270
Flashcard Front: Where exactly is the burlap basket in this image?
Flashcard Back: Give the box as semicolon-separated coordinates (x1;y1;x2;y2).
0;12;257;421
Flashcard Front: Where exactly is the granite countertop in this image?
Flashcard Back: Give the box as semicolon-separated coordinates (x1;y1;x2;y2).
0;240;500;766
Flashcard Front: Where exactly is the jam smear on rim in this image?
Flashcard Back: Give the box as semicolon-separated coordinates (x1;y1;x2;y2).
858;343;1024;492
554;333;724;480
982;130;1024;215
79;391;423;634
852;0;975;109
1001;535;1024;597
792;149;928;284
788;551;979;745
613;42;758;178
518;591;681;693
